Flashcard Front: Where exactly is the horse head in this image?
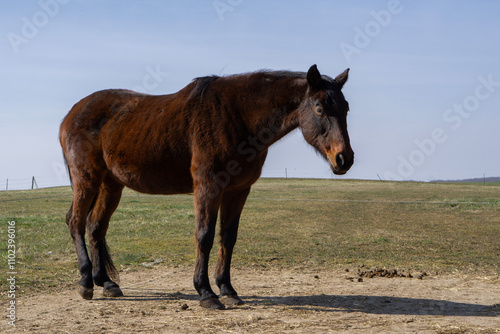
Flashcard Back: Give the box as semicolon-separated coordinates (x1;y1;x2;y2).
299;65;354;175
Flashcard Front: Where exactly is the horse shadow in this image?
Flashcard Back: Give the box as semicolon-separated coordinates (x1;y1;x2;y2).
96;288;499;317
243;294;499;317
93;287;200;303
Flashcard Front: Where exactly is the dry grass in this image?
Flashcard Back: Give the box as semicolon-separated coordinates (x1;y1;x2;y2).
1;178;499;299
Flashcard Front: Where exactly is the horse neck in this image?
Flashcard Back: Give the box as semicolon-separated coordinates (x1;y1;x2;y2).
239;76;308;146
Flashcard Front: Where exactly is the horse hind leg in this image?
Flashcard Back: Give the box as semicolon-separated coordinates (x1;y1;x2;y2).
66;183;100;300
86;174;124;298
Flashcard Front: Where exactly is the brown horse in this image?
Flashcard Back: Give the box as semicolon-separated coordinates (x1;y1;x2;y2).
59;64;354;310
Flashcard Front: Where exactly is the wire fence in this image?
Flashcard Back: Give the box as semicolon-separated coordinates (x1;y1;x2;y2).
0;176;70;191
261;167;338;179
2;170;497;191
0;168;339;192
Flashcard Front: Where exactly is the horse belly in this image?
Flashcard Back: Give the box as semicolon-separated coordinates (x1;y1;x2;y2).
103;146;194;195
98;103;194;194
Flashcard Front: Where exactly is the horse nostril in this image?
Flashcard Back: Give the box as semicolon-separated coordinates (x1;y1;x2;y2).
336;153;345;167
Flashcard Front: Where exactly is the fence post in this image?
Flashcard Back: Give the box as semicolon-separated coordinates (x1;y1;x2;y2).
31;176;38;190
6;179;8;191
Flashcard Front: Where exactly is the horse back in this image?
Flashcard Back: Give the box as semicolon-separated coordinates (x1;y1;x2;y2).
60;89;194;194
60;83;268;195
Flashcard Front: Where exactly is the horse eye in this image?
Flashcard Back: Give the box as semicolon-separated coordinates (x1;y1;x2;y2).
314;104;325;116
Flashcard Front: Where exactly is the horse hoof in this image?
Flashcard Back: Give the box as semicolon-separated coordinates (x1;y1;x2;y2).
103;286;124;298
200;297;226;310
77;285;94;300
220;295;244;306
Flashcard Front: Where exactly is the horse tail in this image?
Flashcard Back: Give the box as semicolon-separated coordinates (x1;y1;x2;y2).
102;240;120;283
63;152;73;189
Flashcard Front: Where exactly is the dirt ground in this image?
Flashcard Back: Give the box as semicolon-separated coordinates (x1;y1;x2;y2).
4;266;499;333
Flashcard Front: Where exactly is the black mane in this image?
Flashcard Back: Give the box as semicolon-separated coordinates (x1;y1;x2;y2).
189;69;335;101
254;69;334;83
189;75;220;100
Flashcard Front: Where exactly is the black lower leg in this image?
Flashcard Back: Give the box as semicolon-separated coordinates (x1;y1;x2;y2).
216;273;237;297
215;255;243;306
193;267;217;300
90;241;123;297
216;216;239;297
194;218;225;309
91;242;114;285
193;223;217;300
214;219;245;307
75;237;93;289
74;236;94;300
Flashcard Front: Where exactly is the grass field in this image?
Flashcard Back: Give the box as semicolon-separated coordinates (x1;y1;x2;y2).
1;178;499;299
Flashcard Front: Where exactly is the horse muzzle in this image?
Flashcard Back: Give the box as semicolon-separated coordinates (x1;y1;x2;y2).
328;152;353;175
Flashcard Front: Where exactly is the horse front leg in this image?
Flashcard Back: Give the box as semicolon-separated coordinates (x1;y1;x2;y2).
215;187;251;306
193;181;224;309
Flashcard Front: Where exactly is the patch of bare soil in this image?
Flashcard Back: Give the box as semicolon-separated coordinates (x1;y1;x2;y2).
3;266;499;333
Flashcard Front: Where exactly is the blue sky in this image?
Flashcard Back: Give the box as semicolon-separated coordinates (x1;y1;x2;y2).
1;0;499;189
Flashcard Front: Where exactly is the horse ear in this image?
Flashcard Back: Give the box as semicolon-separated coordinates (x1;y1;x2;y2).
307;64;323;91
334;68;350;89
